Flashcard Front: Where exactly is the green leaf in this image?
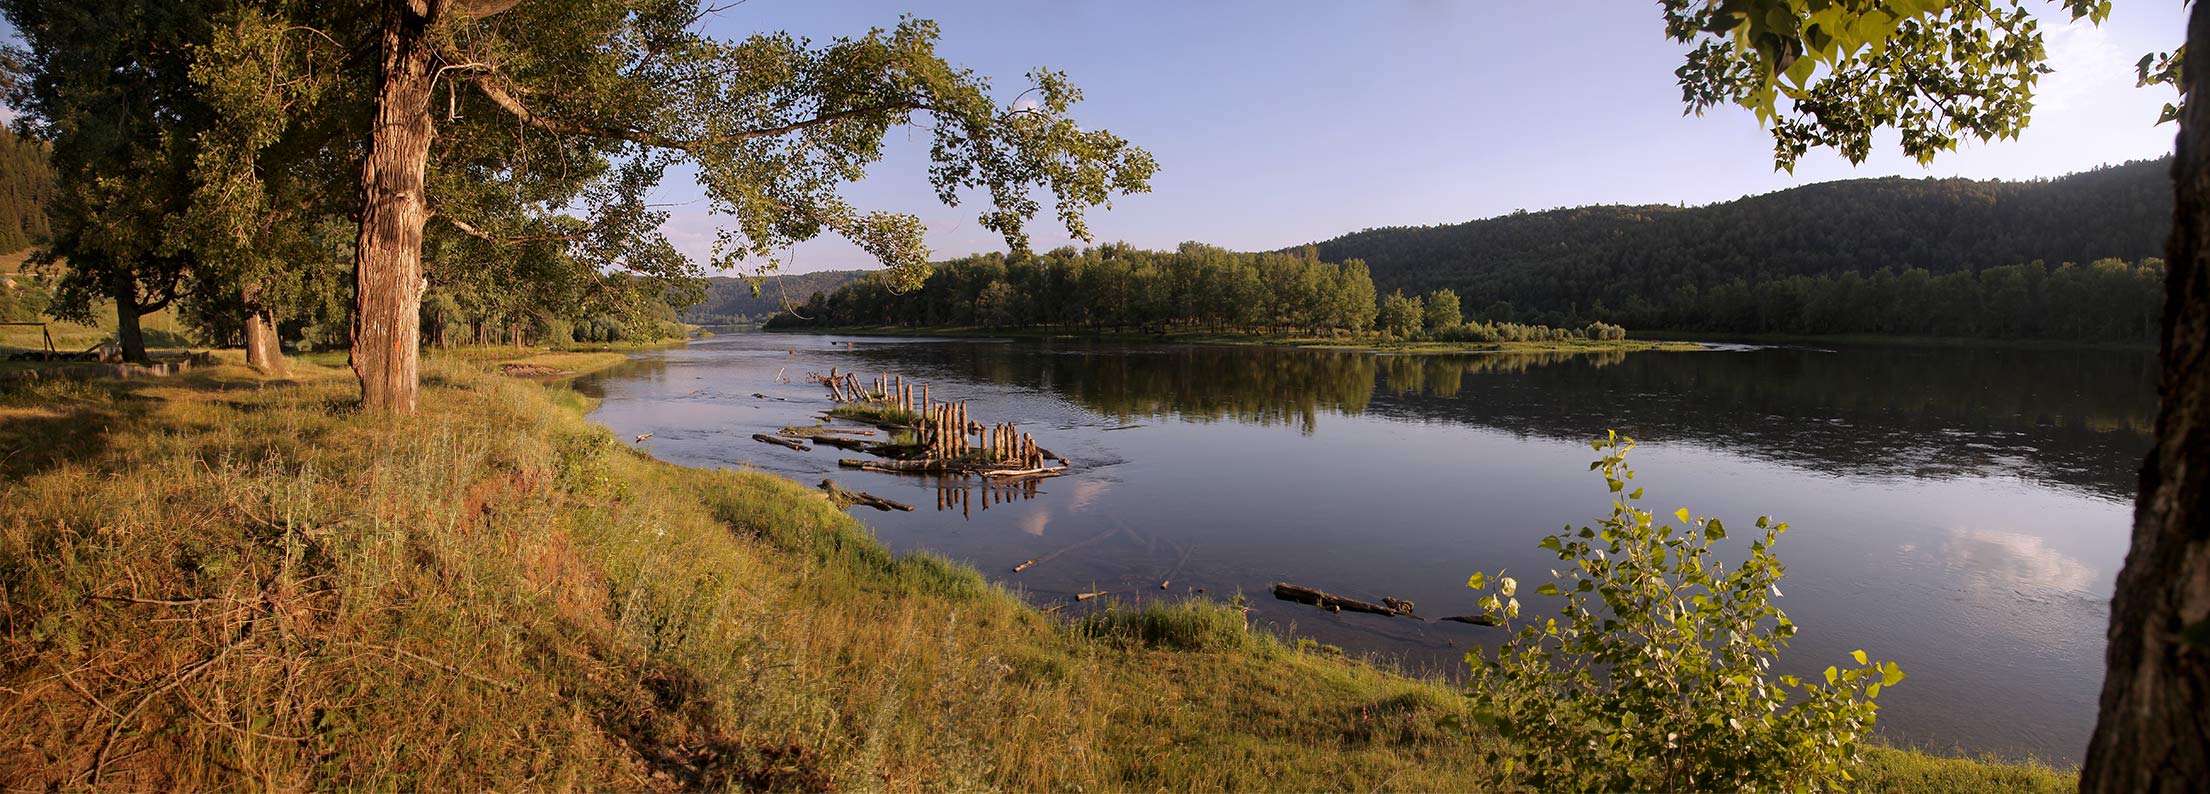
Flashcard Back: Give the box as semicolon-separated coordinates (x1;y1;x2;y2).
1704;518;1726;541
1466;572;1487;590
1674;508;1691;524
1536;583;1561;596
1851;649;1868;665
1881;661;1906;687
1824;665;1838;685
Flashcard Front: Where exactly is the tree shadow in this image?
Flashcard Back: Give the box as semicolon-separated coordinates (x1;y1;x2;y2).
0;389;148;482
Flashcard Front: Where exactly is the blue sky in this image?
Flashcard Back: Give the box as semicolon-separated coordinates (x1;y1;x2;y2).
669;1;2185;274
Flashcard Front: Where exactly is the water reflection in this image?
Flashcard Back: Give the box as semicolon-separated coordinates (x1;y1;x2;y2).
1940;526;2100;601
838;341;2153;500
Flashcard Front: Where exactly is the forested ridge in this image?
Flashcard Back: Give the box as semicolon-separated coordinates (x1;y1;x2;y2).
1307;158;2170;341
687;270;866;324
0;127;54;254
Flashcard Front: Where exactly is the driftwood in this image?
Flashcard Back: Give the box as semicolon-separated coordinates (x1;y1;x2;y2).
1013;559;1039;573
982;464;1067;480
818;480;914;512
753;433;809;451
1160;542;1194;590
1438;614;1501;626
809;434;876;451
633;432;653;443
1075;591;1108;601
1271;583;1418;618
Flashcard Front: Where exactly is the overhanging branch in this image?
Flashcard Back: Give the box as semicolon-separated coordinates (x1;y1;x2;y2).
468;75;929;152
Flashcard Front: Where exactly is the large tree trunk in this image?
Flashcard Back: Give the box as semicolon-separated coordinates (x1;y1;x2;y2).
349;0;442;414
243;308;285;374
2081;3;2210;790
112;286;147;364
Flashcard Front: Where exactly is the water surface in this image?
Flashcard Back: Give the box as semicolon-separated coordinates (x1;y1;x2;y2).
581;331;2152;763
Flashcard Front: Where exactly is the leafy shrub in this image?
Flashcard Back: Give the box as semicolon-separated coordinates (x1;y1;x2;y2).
1463;432;1899;792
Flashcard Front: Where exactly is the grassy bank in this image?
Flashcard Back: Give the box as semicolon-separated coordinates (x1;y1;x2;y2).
0;353;2072;790
771;324;1706;354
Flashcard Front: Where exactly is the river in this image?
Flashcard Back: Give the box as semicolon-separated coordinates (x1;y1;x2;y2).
578;330;2153;764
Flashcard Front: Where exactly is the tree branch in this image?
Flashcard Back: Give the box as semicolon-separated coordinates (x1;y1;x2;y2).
437;213;588;244
468;75;929;152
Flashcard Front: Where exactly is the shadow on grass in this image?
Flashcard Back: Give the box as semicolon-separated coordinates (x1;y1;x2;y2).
0;380;148;481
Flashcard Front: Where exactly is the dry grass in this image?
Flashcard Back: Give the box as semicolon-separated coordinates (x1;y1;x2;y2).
0;354;2076;791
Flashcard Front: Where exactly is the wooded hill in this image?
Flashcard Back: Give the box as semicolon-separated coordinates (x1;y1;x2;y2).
686;270;866;325
0;127;55;254
1307;158;2172;341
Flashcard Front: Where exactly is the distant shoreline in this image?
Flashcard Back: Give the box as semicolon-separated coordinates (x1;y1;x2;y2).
758;324;1709;354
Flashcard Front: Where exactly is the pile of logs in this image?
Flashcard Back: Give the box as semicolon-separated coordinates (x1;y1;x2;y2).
821;369;1069;479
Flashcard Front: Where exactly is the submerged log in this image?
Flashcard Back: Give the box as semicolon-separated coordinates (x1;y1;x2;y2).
1271;583;1414;618
818;480;914;512
1438;614;1501;627
753;433;809;451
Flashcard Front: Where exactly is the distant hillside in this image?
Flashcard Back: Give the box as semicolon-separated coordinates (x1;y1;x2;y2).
1307;158;2171;338
686;269;867;324
0;128;54;254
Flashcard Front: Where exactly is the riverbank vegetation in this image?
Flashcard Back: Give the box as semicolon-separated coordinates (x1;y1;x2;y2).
0;356;2074;790
766;243;1644;349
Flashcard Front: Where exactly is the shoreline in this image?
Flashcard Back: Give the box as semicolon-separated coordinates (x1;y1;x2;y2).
0;345;2083;788
760;324;1708;354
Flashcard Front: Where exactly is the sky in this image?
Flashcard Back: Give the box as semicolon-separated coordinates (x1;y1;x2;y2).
0;2;2183;275
657;0;2184;274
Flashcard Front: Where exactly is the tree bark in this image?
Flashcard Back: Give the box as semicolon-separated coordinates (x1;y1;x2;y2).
349;0;443;414
243;308;285;374
112;286;147;364
2082;4;2210;790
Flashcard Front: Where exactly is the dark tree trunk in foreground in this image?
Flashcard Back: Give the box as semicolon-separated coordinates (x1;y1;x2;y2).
243;308;284;373
2082;3;2210;790
349;0;442;414
112;284;146;364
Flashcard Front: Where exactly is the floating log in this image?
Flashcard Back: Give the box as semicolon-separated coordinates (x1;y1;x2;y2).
753;433;809;451
1040;604;1067;615
818;480;914;512
810;435;876;451
1270;583;1415;618
1438;614;1501;627
982;465;1067;479
1013;558;1039;573
633;432;653;443
1075;591;1108;601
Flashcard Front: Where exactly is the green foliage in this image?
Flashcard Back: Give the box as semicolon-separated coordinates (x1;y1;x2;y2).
2;0;213;348
1378;290;1423;338
1465;432;1897;792
1422;288;1461;332
1313;160;2171;342
1662;0;2113;169
772;243;1381;334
